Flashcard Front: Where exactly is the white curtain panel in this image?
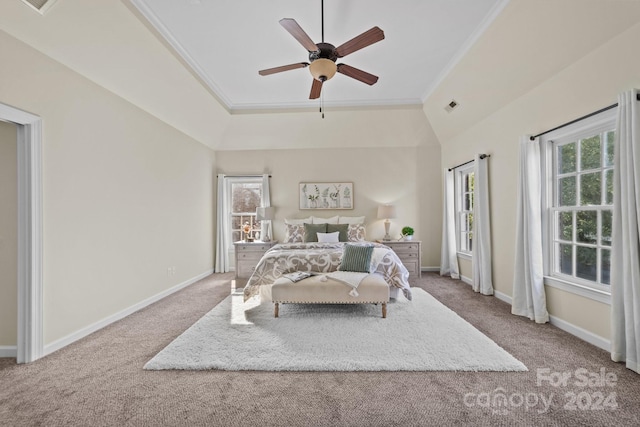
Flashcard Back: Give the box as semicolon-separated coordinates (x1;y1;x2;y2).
261;174;272;239
214;174;230;273
472;155;494;295
611;89;640;373
512;137;549;323
440;169;460;279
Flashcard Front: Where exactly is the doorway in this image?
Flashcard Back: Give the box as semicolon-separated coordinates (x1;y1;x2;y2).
0;120;18;357
0;102;43;363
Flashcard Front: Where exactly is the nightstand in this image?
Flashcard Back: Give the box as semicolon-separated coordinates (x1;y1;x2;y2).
378;240;421;279
233;241;278;288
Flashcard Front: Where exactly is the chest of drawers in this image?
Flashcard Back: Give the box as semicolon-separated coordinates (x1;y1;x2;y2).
234;241;278;287
379;240;421;280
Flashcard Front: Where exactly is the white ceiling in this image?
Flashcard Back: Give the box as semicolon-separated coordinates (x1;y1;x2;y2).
130;0;507;112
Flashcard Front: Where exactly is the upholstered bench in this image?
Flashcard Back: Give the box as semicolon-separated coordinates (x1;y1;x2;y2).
271;273;390;318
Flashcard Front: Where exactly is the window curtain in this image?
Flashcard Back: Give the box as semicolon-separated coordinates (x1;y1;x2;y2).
472;154;494;295
611;89;640;373
512;137;549;323
215;174;231;273
440;169;460;279
261;173;272;238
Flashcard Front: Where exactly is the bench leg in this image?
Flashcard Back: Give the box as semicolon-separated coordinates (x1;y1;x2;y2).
274;302;279;318
382;302;387;319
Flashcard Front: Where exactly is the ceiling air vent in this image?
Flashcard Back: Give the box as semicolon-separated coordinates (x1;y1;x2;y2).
444;99;459;113
21;0;58;14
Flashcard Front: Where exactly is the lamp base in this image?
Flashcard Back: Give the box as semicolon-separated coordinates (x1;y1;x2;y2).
383;220;392;242
263;223;271;242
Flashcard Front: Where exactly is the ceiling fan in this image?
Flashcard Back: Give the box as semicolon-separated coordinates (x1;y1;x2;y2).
258;0;385;100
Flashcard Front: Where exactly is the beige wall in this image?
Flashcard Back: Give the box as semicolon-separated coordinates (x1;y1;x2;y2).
220;107;436;151
430;17;640;340
216;144;442;268
0;120;17;346
217;103;443;268
0;30;217;345
0;0;229;149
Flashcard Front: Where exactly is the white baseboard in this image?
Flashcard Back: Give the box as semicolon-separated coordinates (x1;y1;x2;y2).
43;269;213;357
494;290;512;304
460;275;511;302
454;273;609;351
421;266;440;272
549;315;610;352
0;346;17;358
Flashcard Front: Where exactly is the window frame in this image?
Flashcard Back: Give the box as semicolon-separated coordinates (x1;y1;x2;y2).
454;163;475;258
540;108;615;304
224;176;266;245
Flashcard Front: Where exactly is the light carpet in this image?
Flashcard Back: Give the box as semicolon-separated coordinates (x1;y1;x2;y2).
144;288;527;372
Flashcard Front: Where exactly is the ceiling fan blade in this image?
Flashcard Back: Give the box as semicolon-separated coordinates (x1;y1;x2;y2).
259;62;309;76
309;78;323;99
337;64;379;85
336;27;384;58
279;18;319;52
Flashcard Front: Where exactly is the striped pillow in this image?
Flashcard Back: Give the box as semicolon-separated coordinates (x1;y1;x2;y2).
339;244;374;273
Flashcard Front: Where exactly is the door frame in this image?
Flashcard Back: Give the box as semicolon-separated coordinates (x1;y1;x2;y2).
0;102;43;363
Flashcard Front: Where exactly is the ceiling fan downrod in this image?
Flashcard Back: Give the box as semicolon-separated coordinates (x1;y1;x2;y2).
321;0;324;43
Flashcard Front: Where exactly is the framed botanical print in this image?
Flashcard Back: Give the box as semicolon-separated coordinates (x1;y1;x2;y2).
299;182;353;210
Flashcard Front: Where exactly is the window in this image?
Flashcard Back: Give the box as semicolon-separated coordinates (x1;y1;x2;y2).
229;179;264;242
216;174;270;273
542;109;615;299
455;164;474;256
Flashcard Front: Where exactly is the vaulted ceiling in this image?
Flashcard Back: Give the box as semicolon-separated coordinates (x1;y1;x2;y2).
3;0;640;150
129;0;506;112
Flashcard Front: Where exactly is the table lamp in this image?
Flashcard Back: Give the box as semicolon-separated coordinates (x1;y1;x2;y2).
377;204;397;241
256;206;275;241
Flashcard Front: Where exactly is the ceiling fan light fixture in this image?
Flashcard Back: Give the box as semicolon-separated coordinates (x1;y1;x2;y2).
309;58;337;82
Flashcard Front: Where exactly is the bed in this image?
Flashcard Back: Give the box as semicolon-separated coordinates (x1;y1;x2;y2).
242;241;412;302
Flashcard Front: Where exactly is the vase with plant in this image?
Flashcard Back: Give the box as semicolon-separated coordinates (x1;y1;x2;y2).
307;185;320;208
243;222;253;242
342;186;351;208
401;226;414;241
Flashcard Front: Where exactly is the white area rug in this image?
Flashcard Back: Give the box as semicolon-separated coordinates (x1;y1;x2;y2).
144;288;527;372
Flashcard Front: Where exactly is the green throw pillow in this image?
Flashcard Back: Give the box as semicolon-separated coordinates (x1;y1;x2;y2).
326;223;349;242
339;244;374;273
303;223;327;242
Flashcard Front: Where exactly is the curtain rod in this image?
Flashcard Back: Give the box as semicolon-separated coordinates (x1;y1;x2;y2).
216;174;272;178
530;93;640;141
448;154;490;172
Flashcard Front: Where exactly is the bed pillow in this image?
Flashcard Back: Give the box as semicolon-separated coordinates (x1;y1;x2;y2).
338;216;366;224
317;231;340;243
284;224;304;243
339;244;374;273
303;223;327;242
285;217;312;225
311;216;339;224
326;223;349;242
347;223;366;242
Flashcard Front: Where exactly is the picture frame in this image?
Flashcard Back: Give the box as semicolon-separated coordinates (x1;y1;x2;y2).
299;182;353;210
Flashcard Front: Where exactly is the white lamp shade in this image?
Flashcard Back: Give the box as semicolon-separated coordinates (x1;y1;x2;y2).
377;204;397;219
256;206;275;221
